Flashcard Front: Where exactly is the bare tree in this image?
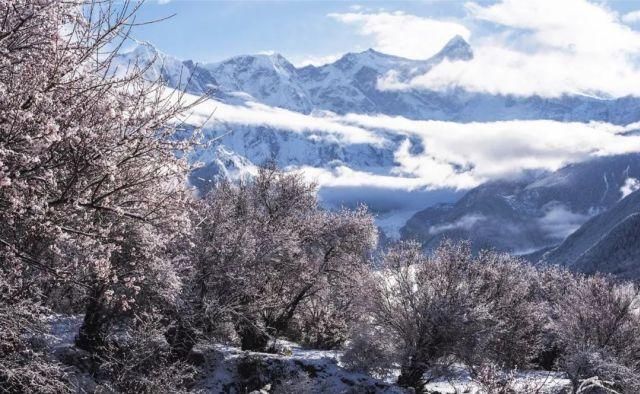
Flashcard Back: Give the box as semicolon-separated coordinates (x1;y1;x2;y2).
552;275;640;393
347;240;548;392
190;166;377;351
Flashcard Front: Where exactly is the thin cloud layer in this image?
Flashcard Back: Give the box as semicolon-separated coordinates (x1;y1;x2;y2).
429;214;486;235
370;0;640;97
182;92;384;146
537;203;592;239
342;114;640;188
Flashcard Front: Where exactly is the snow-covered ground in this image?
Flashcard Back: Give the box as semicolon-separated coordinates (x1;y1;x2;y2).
423;367;570;394
196;340;404;393
44;314;83;350
44;316;571;393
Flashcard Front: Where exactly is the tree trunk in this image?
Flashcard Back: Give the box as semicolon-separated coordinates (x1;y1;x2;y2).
236;321;271;352
269;282;315;335
397;354;427;393
76;286;109;353
165;319;197;360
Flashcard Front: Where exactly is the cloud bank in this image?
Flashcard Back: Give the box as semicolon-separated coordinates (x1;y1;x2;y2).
345;0;640;98
184;91;640;192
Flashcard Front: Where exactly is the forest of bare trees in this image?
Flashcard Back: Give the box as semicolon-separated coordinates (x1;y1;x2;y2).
2;1;640;393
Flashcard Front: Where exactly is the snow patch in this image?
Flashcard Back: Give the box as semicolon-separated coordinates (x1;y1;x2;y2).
620;177;640;199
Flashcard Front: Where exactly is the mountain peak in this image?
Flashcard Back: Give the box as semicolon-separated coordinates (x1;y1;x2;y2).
433;35;473;61
358;48;407;60
256;52;287;61
220;52;295;69
125;43;172;62
329;48;414;73
363;48;385;56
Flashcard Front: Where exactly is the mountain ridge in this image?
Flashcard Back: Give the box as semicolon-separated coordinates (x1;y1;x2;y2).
401;154;640;254
117;38;640;124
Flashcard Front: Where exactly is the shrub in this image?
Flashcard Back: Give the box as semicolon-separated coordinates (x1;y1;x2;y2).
190;166;377;351
0;299;71;393
552;276;640;392
348;240;548;392
94;318;199;393
341;321;399;380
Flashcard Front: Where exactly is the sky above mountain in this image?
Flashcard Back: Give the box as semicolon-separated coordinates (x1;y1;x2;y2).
132;0;640;98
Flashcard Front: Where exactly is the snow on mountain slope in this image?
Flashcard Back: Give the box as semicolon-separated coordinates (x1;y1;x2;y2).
120;37;640;242
204;53;313;112
114;44;218;95
120;37;640;124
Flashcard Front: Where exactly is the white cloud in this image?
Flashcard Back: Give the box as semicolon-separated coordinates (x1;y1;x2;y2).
429;214;486;234
328;11;470;60
620;177;640;199
181;90;640;192
182;92;384;146
295;165;428;190
157;0;171;4
466;0;640;56
340;114;640;188
623;10;640;24
378;0;640;98
537;203;591;239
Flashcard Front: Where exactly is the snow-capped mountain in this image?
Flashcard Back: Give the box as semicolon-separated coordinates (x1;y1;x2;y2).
205;53;313;112
116;38;640;251
114;44;218;95
117;37;640;124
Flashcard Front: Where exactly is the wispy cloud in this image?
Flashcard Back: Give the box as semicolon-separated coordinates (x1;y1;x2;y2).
328;11;470;60
182;92;384;146
537;203;591;240
429;214;486;235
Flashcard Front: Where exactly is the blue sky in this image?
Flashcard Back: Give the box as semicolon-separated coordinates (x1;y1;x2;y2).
132;0;640;66
132;1;466;63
